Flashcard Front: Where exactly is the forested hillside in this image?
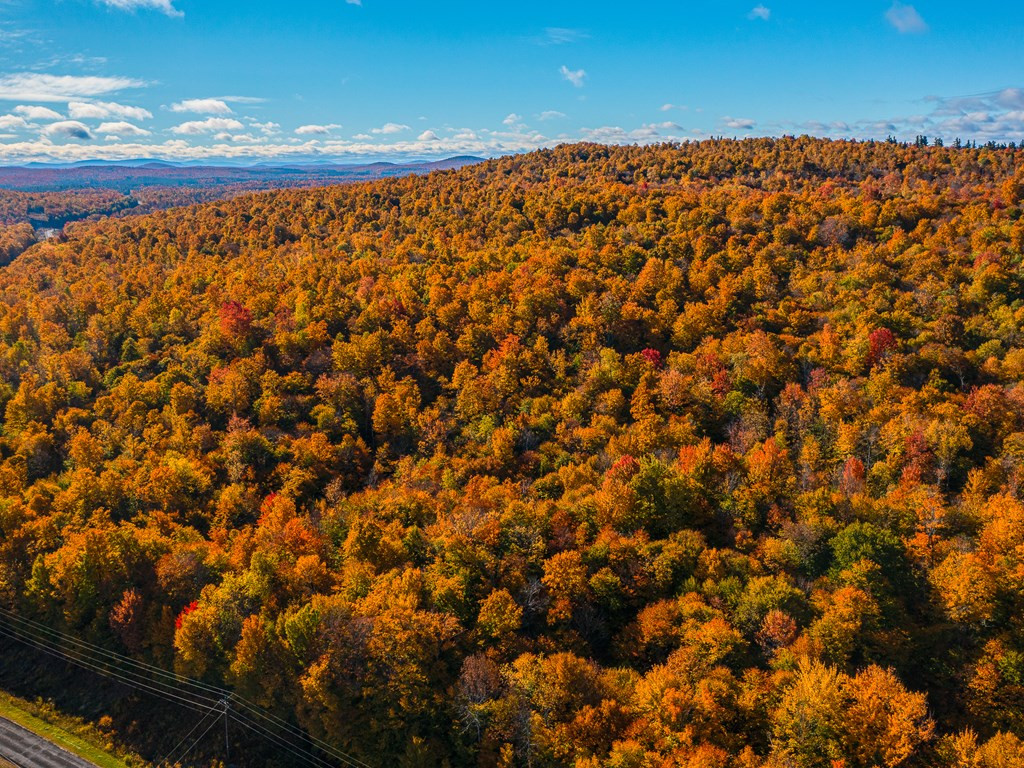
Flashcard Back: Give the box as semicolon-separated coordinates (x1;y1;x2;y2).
0;158;482;270
1;137;1024;767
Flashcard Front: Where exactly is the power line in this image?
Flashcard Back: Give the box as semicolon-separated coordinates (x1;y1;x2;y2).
0;615;222;708
0;621;316;767
159;700;223;766
0;608;372;768
0;607;372;768
0;624;218;713
170;704;225;767
0;606;372;768
230;697;372;768
227;713;349;768
0;607;226;699
0;606;371;767
229;707;370;768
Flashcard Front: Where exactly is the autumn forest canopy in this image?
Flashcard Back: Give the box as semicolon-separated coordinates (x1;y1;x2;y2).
2;137;1024;767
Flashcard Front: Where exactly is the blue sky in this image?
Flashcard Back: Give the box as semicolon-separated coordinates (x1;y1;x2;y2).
0;0;1020;163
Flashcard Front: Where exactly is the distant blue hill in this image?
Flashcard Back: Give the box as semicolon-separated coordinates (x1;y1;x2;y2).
0;156;486;192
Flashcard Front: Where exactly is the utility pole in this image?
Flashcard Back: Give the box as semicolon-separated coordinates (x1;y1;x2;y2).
222;696;231;765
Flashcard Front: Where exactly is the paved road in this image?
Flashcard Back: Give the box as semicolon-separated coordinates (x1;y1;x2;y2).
0;717;97;768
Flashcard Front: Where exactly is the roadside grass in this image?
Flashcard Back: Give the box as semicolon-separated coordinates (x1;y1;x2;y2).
0;690;146;768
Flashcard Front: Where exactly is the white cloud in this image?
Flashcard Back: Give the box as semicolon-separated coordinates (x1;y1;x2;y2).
13;105;62;120
0;125;550;164
170;98;233;115
41;53;109;69
12;82;1024;166
97;0;182;17
748;5;771;20
539;27;588;45
503;113;522;126
0;115;28;130
371;122;410;134
68;100;152;120
885;2;928;33
295;123;340;135
346;0;362;4
42;120;93;140
216;95;265;104
0;132;520;163
0;73;145;102
578;123;683;143
97;121;150;136
538;110;566;121
248;120;280;135
842;88;1024;143
213;132;263;143
996;88;1024;109
171;117;244;135
723;116;756;130
560;66;586;88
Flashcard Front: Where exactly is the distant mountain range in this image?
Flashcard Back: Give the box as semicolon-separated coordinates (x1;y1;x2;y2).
0;156;486;192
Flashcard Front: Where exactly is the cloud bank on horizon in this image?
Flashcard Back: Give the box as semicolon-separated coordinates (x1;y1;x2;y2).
0;0;1019;164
